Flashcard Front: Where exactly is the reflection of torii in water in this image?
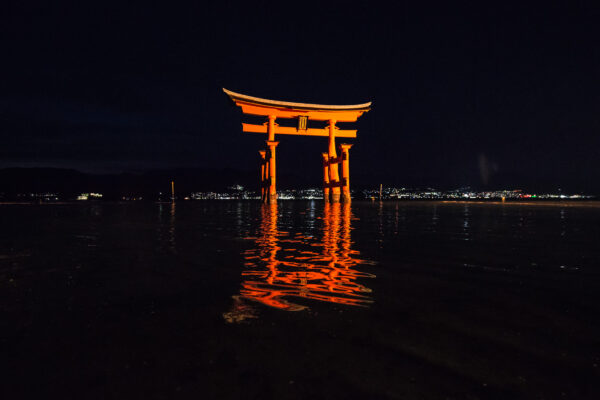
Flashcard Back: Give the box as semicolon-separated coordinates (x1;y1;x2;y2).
224;203;375;322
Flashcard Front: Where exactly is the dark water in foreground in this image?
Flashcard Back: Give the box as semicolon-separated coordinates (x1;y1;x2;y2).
1;201;599;399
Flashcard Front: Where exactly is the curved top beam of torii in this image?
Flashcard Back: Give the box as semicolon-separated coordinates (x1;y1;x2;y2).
223;88;371;111
223;88;371;123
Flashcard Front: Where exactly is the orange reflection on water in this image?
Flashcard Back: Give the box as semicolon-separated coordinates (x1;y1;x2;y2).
225;202;375;320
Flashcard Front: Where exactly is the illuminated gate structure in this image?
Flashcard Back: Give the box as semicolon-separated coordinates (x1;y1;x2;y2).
223;88;371;203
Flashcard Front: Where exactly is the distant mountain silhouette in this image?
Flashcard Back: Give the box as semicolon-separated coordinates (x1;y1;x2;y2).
0;167;316;200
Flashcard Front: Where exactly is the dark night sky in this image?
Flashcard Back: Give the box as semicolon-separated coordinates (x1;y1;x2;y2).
1;2;599;192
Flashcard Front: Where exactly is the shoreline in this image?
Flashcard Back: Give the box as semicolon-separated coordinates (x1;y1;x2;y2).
1;199;600;207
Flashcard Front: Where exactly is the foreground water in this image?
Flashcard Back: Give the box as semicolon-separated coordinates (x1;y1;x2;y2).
1;201;599;399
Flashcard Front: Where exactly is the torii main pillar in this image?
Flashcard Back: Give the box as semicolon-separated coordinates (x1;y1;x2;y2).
266;115;278;203
223;88;371;204
328;119;341;203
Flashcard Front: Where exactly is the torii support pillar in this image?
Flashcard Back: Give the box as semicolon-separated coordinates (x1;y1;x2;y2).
259;150;268;203
340;143;353;203
322;152;330;203
266;140;279;204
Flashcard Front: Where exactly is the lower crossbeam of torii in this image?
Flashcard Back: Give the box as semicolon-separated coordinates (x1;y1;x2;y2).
223;88;371;203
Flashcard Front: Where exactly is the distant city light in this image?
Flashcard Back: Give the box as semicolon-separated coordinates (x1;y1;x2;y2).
77;192;103;200
5;187;595;202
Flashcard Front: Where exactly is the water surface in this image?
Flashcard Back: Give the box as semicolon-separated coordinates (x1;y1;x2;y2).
2;201;599;399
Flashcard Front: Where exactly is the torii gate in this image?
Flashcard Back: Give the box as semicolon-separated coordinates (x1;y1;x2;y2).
223;88;371;203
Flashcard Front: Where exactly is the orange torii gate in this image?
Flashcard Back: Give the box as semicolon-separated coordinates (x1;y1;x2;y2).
223;88;371;203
